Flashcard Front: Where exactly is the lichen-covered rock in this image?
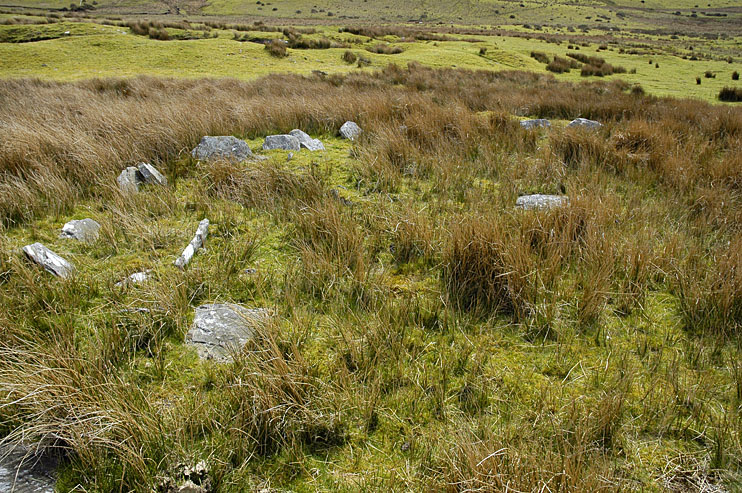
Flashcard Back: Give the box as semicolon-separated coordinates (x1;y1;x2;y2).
191;136;254;162
339;121;362;140
22;243;74;278
289;129;325;151
59;218;100;242
117;166;140;192
567;118;602;130
137;162;168;186
515;194;569;211
263;134;301;151
186;304;272;362
520;119;551;130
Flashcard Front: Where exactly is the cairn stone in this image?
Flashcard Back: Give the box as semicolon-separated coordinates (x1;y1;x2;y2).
289;129;325;151
515;194;569;211
191;136;254;162
567;118;602;130
117;166;140;192
117;163;167;192
22;243;74;278
339;121;362;140
263;134;301;151
175;219;209;269
520;119;551;130
59;218;100;243
137;162;168;186
186;304;272;362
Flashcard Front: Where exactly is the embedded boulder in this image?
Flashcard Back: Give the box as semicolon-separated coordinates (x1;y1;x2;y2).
22;243;74;278
191;136;254;162
263;134;301;151
59;218;100;243
520;119;551;130
289;129;325;151
567;118;602;130
339;121;362;140
515;194;569;211
186;304;272;362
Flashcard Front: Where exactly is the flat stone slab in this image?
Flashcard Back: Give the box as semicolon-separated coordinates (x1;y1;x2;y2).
289;129;325;151
22;243;74;279
137;162;168;186
186;304;272;362
59;218;100;243
339;121;362;140
0;444;58;493
567;118;602;130
520;119;551;130
263;134;301;151
191;136;254;162
515;194;569;211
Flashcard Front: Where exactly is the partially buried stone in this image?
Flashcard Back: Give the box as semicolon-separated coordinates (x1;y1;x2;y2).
115;270;152;287
117;166;140;192
339;121;362;140
567;118;602;130
186;304;272;362
59;218;100;242
515;194;569;211
520;119;551;130
137;162;167;186
263;134;301;151
191;136;254;162
175;219;209;269
289;129;325;151
22;243;74;278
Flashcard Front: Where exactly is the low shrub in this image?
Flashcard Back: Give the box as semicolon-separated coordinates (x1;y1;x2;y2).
718;87;742;102
265;39;288;58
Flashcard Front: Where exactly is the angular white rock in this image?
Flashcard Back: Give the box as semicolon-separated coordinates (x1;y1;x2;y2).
567;118;602;130
520;119;551;130
59;218;100;242
137;162;168;186
186;304;272;362
115;270;152;287
117;166;140;192
22;243;74;278
263;134;301;151
339;121;362;140
191;136;254;162
515;194;569;211
289;129;325;151
175;219;209;269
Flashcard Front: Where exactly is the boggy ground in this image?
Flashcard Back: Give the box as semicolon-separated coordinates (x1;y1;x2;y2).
0;66;741;491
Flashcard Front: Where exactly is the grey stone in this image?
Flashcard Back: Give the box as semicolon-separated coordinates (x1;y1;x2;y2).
339;121;362;140
515;194;569;211
567;118;602;130
0;444;58;493
289;129;325;151
191;136;254;162
117;166;140;192
520;119;551;130
115;270;152;287
59;218;100;243
175;219;209;269
22;243;74;279
263;134;301;151
137;162;167;186
186;304;272;362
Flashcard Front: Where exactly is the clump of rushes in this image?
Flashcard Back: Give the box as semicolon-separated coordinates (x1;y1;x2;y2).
265;38;287;57
342;50;357;64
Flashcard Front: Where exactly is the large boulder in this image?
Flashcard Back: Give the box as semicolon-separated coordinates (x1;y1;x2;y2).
263;134;301;151
289;129;325;151
59;218;100;243
339;121;362;140
520;119;551;130
186;304;272;362
515;194;569;211
22;243;74;278
191;136;254;162
567;118;602;130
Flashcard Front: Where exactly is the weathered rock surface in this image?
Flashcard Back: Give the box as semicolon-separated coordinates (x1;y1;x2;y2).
115;270;152;287
289;129;325;151
22;243;74;278
117;166;140;192
191;136;253;162
117;163;167;192
339;121;362;140
567;118;602;130
263;134;301;151
137;163;168;186
59;218;100;242
175;219;209;269
515;194;569;211
520;119;551;130
186;304;272;361
0;444;58;493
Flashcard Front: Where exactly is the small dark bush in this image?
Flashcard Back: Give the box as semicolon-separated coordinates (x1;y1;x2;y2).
342;50;357;64
697;77;702;85
546;55;579;73
705;70;715;78
530;51;550;64
265;39;287;58
367;43;403;55
718;87;742;102
732;71;739;81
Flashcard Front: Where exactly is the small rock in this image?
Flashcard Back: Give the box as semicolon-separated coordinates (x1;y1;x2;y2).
115;270;152;287
289;129;325;151
186;304;272;362
520;119;551;130
22;243;74;278
515;194;569;211
339;121;362;140
263;134;301;151
117;166;140;192
137;162;167;186
191;136;253;162
243;268;257;275
567;118;602;130
175;219;209;270
177;480;206;493
59;218;100;242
